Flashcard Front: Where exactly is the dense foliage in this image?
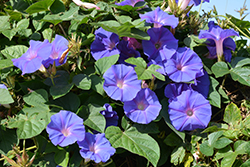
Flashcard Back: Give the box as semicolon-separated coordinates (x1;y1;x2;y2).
0;0;250;166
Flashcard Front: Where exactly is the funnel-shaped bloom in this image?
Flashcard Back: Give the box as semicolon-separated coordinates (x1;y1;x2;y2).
123;88;161;124
199;21;239;61
164;83;189;102
100;103;119;128
206;38;236;62
72;0;100;9
12;39;52;75
165;47;203;82
115;0;144;7
0;84;7;90
122;37;142;50
42;35;69;68
117;40;141;65
139;6;179;28
46;110;86;147
168;90;211;131
103;64;141;102
91;28;120;60
191;70;210;98
78;133;116;163
142;27;178;61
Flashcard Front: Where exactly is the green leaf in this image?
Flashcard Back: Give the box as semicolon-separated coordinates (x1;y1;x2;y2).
231;57;250;68
106;126;160;166
42;28;53;40
183;34;207;49
2;29;18;40
215;145;233;160
207;76;221;108
240;159;250;167
84;104;106;133
0;16;10;32
125;57;165;81
170;146;186;166
72;74;91;90
0;127;18;155
220;153;238;167
44;71;74;99
164;132;183;147
50;92;80;113
230;67;250;87
90;75;105;95
211;62;230;78
50;0;65;14
16;18;29;31
208;131;224;146
0;88;14;104
25;0;55;14
7;114;46;139
224;103;242;126
234;140;249;155
214;138;233;149
0;59;14;70
95;54;119;75
23;89;48;107
133;122;160;134
54;150;69;167
200;141;214;156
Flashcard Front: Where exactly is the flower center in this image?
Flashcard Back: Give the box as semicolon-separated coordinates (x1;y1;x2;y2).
137;102;146;110
155;42;161;49
108;42;116;50
186;110;193;116
61;128;71;137
176;64;182;70
117;80;124;88
89;145;95;153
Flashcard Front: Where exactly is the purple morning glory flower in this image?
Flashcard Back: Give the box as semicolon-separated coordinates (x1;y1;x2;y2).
123;88;162;124
46;110;86;147
206;38;236;62
122;37;142;50
100;103;119;128
77;133;116;163
91;28;120;60
165;47;203;82
42;35;69;68
12;39;52;75
117;40;141;65
189;0;209;6
142;27;178;61
164;83;189;102
140;6;179;28
103;64;141;102
191;70;210;98
115;0;144;7
199;21;239;61
168;90;211;131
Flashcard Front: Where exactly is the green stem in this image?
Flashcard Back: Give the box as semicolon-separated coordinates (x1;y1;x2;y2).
197;0;204;18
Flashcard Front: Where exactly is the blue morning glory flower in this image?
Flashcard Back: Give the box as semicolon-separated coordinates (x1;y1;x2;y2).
46;110;86;147
165;47;203;82
206;38;236;62
168;90;211;131
103;64;141;102
142;27;178;61
115;0;144;7
100;103;119;128
12;39;52;75
123;88;162;124
140;6;179;28
199;21;239;61
77;133;116;163
91;28;120;60
191;70;210;98
42;35;69;68
164;83;189;102
117;40;141;65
